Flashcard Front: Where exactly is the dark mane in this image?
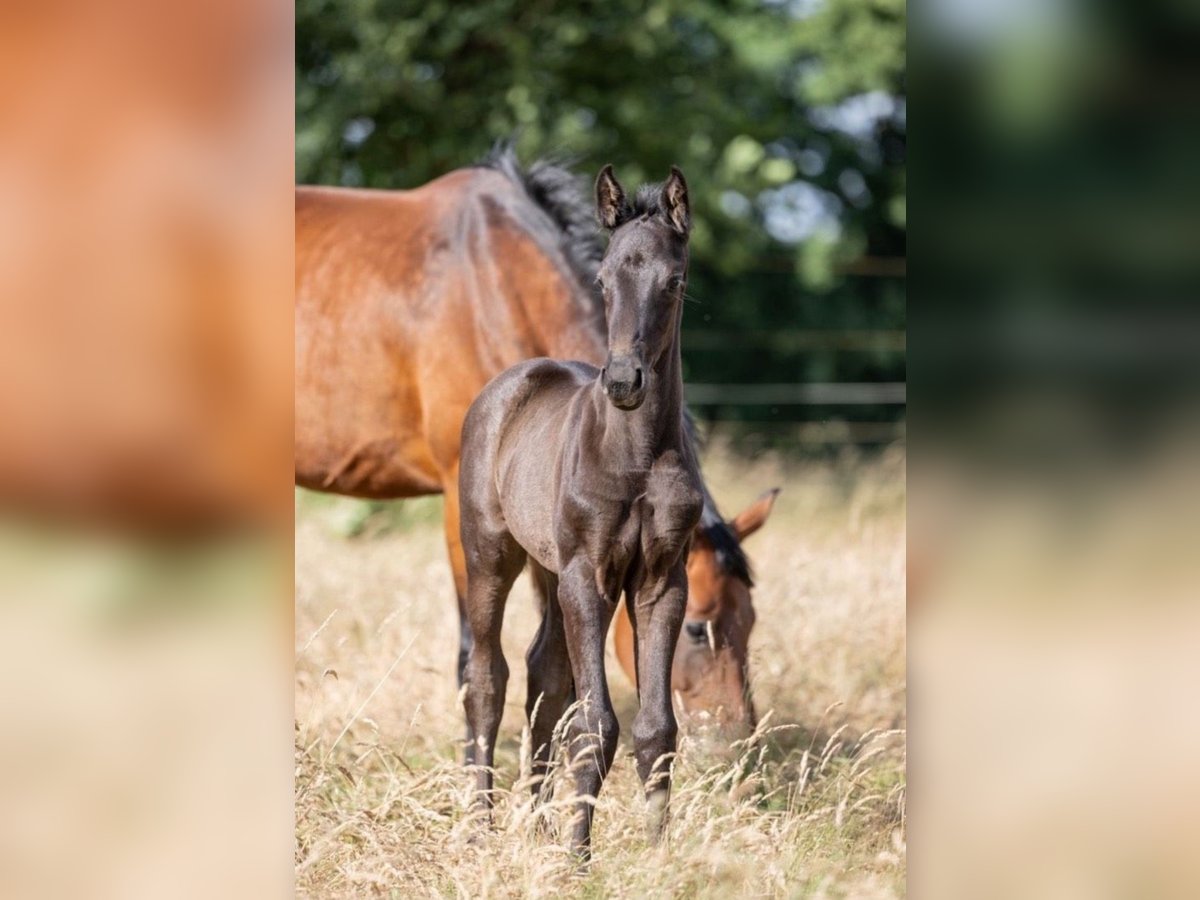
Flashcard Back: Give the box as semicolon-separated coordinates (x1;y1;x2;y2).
478;142;603;302
684;412;753;586
631;182;667;219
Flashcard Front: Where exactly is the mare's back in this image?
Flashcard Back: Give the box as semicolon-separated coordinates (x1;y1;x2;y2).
296;172;479;321
294;165;595;498
295;170;502;495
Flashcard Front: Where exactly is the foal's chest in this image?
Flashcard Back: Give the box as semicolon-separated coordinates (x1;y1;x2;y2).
639;458;704;569
582;456;703;599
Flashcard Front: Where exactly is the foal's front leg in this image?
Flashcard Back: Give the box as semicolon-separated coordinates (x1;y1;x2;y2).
630;563;688;842
557;557;620;858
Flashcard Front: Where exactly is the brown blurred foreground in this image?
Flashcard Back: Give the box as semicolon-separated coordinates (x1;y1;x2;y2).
0;1;292;898
0;0;292;531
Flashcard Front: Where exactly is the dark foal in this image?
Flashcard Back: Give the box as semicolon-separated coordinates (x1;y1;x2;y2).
458;165;701;856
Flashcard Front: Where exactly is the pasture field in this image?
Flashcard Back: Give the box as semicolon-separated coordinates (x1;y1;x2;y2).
295;445;906;898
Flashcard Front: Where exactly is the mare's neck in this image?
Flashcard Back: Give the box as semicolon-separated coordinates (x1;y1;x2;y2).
546;285;606;365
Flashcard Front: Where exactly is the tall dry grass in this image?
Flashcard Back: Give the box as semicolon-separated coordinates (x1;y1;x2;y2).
295;445;906;898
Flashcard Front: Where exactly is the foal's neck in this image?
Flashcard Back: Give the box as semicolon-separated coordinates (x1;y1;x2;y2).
598;320;685;465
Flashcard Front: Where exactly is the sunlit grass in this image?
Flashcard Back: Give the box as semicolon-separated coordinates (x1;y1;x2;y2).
295;447;906;897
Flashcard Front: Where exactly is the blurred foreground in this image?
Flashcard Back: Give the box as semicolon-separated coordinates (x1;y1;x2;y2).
914;0;1200;895
0;524;290;898
0;0;293;897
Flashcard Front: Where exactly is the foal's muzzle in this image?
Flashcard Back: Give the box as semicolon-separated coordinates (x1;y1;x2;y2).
601;355;646;410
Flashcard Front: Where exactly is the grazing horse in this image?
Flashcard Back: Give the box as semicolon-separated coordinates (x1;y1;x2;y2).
613;487;779;738
459;165;700;855
295;148;767;739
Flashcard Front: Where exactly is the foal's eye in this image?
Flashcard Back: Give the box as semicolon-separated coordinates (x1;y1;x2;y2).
667;275;684;292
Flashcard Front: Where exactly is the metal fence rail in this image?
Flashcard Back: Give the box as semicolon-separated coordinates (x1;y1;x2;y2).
685;382;907;405
683;330;906;352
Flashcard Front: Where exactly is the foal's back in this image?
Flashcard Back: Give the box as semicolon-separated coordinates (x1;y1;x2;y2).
459;357;596;575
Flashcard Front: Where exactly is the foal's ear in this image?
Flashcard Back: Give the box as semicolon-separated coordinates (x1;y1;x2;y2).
595;164;630;230
660;165;690;235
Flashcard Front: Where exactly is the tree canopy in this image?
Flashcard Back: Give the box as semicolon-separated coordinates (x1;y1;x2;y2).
297;0;906;448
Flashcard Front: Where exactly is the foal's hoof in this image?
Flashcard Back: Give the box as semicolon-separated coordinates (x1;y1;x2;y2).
462;801;494;841
568;843;592;870
645;791;669;843
530;808;555;840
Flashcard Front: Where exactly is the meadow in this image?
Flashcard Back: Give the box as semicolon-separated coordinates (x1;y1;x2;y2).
295;445;906;898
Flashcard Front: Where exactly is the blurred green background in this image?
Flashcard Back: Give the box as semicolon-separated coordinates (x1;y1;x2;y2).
296;0;906;453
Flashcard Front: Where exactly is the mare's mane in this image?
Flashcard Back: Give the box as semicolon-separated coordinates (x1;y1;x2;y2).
479;142;602;314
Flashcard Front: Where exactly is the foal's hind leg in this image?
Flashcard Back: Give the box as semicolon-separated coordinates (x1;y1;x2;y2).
462;532;525;816
524;563;573;804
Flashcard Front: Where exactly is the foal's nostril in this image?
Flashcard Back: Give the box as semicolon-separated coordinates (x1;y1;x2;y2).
684;620;707;643
633;367;644;391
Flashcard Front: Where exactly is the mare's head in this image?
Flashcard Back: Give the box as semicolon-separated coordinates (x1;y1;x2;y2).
593;165;691;411
674;488;779;739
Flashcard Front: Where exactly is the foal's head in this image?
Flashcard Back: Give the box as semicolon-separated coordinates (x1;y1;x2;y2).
593;165;691;411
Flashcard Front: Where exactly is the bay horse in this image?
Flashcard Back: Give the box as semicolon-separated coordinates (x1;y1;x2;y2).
295;147;766;743
459;165;700;855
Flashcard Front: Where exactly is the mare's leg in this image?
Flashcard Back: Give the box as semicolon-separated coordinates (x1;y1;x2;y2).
557;558;620;858
457;605;475;765
441;471;476;763
462;528;524;816
524;563;573;803
629;564;688;842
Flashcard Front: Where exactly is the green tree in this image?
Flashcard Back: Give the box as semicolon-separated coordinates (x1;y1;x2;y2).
297;0;906;445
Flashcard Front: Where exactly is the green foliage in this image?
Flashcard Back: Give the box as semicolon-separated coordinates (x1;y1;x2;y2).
297;0;906;442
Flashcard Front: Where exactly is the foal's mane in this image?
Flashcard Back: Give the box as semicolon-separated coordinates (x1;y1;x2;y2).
479;144;752;586
629;183;670;219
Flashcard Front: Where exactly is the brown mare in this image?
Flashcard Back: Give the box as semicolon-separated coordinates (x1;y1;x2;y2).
295;148;768;742
460;165;701;855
